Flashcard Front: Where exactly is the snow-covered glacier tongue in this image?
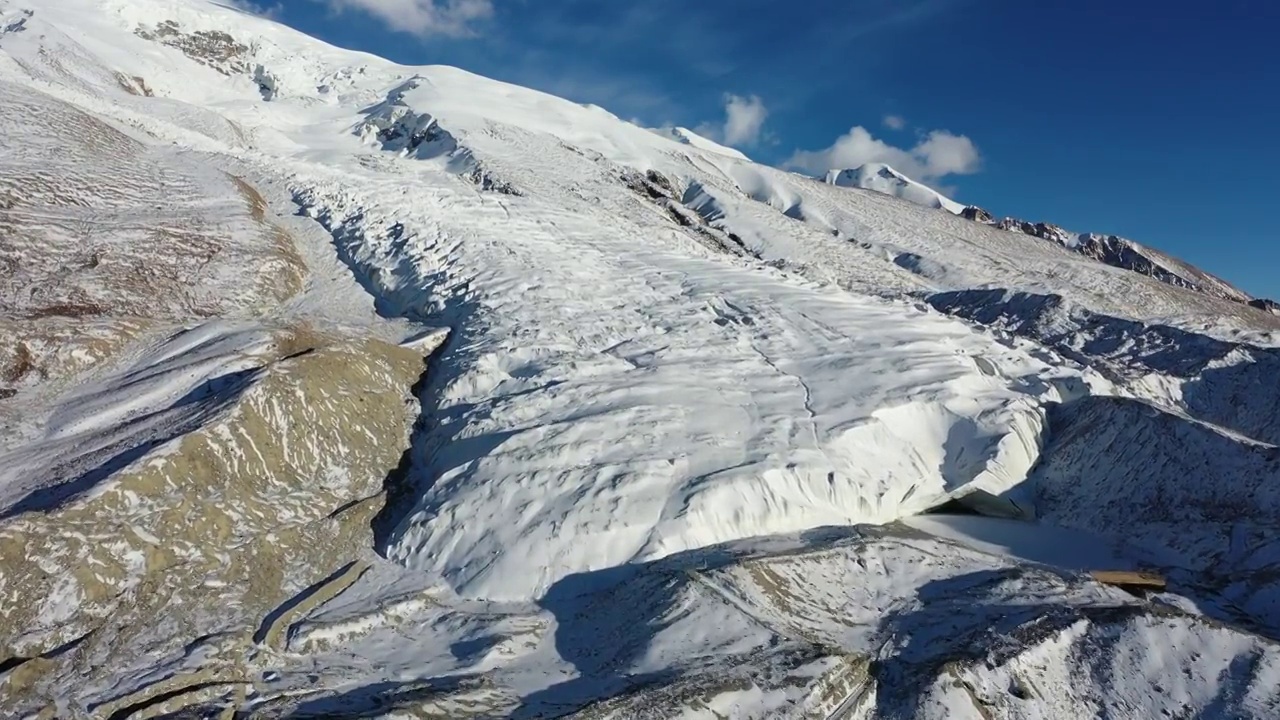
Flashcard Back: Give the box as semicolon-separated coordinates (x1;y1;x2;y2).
277;64;1070;601
380;257;1059;599
5;0;1280;717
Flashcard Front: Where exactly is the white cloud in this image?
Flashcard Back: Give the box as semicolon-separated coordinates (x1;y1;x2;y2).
325;0;494;37
786;126;981;183
882;114;906;130
912;129;981;177
697;94;768;147
722;94;768;146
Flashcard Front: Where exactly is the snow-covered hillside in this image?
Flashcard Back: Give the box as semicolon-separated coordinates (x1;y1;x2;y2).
2;0;1279;717
820;162;1264;312
652;125;751;160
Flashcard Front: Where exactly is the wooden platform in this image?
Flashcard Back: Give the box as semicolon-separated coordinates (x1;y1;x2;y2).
1089;570;1167;590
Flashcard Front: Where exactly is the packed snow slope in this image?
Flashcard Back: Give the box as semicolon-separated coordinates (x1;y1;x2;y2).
1;0;1279;717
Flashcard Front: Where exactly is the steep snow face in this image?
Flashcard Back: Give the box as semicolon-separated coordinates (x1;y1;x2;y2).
1036;397;1280;536
825;163;966;214
385;70;674;169
928;288;1280;446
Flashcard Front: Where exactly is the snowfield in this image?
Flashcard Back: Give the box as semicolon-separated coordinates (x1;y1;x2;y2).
2;0;1279;717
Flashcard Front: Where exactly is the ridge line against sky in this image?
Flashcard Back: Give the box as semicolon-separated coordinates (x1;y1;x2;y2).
234;0;1280;299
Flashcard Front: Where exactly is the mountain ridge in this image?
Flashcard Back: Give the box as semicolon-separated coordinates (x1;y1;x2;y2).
820;160;1270;310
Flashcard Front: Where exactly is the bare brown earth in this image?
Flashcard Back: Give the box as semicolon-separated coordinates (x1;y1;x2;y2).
0;328;426;716
0;78;431;716
0;80;304;407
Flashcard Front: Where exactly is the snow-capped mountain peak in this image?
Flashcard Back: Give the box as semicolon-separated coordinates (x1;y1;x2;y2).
824;162;966;214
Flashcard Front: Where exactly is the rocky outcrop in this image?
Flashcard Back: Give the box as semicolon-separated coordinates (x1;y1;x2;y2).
994;217;1075;246
960;205;992;222
1078;233;1206;292
356;79;461;159
981;215;1256;306
0;324;433;715
355;78;524;198
1;7;32;35
1249;298;1280;315
621;171;754;257
135;20;250;76
253;63;277;101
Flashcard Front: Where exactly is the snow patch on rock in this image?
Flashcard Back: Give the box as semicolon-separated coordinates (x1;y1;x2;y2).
356;78;472;168
0;6;32;34
252;63;276;100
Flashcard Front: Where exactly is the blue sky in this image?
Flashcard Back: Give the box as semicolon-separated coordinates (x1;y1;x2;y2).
257;0;1280;299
